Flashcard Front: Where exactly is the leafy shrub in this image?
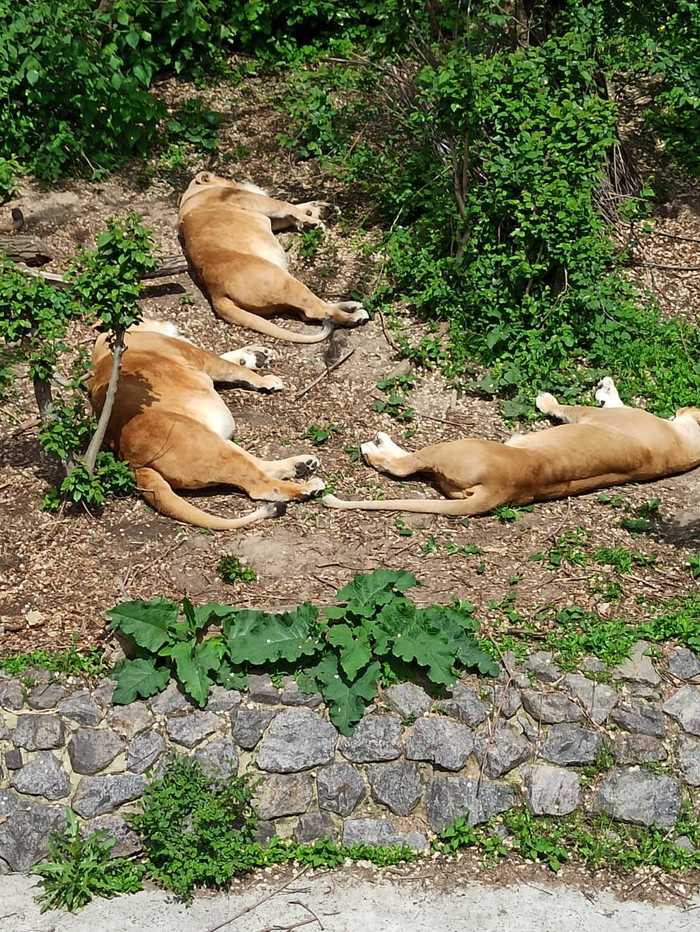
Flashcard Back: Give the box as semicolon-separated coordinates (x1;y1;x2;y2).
0;156;20;202
33;811;143;912
108;568;498;733
282;17;700;416
0;0;415;184
130;755;416;901
130;755;258;900
0;1;163;181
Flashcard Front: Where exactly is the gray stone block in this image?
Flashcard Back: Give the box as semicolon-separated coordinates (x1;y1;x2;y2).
369;761;422;816
10;751;70;800
523;764;580;815
426;776;518;832
68;727;124;775
339;715;402;763
317;762;366;816
594;768;681;828
405;717;474;771
257;709;337;772
254;773;313;819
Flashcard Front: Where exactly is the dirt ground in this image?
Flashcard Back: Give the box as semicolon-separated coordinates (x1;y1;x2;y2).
0;70;698;655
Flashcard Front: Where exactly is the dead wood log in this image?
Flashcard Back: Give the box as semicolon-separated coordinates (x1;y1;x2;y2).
0;234;52;266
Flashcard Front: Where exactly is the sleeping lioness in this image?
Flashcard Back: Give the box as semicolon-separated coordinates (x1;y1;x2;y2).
178;172;369;343
89;320;325;529
323;379;700;516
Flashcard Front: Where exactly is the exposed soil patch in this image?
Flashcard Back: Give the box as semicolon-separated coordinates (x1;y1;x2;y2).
0;69;698;655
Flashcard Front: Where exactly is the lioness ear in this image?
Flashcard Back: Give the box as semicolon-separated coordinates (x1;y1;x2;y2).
196;171;212;184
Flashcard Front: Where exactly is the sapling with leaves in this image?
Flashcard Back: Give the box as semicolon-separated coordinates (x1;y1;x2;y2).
69;214;157;475
0;213;157;511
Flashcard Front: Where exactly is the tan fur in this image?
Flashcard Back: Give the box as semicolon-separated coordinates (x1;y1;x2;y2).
323;383;700;516
88;320;325;529
178;171;369;343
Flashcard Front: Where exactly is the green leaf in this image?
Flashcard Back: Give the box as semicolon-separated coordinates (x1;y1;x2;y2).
456;640;500;676
334;569;417;619
216;659;248;691
327;624;372;679
26;68;40;86
392;624;456;686
196;638;226;674
163;642;212;707
106;599;179;652
374;597;415;654
225;605;321;665
112;658;170;704
314;656;381;735
193;602;235;629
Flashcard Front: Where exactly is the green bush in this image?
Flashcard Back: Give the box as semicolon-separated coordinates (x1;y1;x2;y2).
282;23;700;415
33;811;143;913
130;755;259;900
0;0;415;183
107;568;498;733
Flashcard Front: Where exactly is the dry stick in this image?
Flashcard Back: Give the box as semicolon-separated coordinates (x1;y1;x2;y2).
82;328;125;475
627;261;700;272
287;900;325;930
32;376;54;427
258;919;317;932
204;868;310;932
647;228;700;245
376;309;400;353
294;348;355;401
415;410;467;430
24;254;189;288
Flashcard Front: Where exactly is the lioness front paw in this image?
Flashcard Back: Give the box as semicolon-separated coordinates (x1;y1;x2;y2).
238;344;275;370
360;439;379;463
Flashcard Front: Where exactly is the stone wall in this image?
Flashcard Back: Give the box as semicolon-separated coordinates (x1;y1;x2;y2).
1;641;699;873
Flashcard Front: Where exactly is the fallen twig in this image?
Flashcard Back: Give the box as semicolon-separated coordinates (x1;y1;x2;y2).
23;254;189;288
204;869;309;932
415;410;467;430
287;900;325;930
646;229;700;245
258;919;317;932
294;348;355;401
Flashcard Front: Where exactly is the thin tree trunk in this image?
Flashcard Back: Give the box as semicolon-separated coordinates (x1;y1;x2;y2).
81;327;125;475
33;377;54;425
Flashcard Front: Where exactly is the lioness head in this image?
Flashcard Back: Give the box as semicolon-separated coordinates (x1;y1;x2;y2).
178;171;237;210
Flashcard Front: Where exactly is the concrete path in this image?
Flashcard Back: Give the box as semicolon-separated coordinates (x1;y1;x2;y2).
3;871;698;932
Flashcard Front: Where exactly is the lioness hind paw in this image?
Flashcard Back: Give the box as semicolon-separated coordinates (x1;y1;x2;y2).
535;392;558;414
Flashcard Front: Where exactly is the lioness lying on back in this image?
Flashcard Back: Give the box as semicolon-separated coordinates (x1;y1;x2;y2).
89;320;324;529
178;171;369;343
323;379;700;516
